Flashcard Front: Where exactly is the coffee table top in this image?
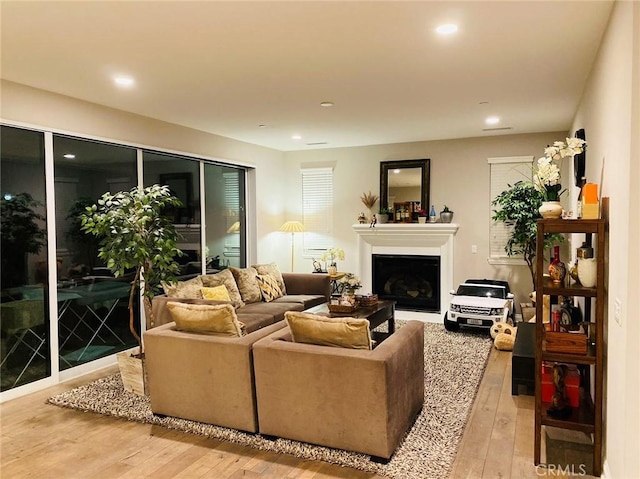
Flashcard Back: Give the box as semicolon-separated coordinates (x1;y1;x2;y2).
305;299;394;319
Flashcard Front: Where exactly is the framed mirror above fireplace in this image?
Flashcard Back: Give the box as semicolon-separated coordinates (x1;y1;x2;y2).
379;159;430;215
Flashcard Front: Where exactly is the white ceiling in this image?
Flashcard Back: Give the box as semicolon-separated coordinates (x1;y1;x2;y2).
1;1;613;152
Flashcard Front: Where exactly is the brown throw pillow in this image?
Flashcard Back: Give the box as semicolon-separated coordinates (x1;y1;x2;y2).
162;276;204;299
229;266;262;304
201;269;244;309
285;311;372;350
252;263;286;295
167;302;244;337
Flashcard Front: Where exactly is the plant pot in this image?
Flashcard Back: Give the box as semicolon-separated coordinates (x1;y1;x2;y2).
440;211;454;223
539;201;563;219
417;216;427;224
327;265;338;275
377;213;389;224
117;349;147;396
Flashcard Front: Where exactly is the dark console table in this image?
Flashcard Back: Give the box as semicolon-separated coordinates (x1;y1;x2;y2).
512;321;535;396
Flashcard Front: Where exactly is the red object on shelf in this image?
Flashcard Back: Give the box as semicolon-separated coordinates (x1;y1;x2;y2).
548;245;567;284
541;363;580;408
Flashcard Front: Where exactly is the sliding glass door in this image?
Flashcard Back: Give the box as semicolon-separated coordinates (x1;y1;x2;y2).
1;126;50;391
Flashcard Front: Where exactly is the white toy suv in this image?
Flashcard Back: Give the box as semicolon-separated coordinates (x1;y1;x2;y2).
444;279;514;332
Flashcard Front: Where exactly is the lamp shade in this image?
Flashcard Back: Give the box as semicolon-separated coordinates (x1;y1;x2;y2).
226;221;241;234
279;221;305;233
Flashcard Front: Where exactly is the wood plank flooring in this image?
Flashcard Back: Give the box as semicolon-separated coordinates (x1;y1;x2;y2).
1;348;594;478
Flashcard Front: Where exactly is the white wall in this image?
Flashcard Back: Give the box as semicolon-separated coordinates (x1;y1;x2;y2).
0;80;289;268
571;1;640;477
283;132;567;306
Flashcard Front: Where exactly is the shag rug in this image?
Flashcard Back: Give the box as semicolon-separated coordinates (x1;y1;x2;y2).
48;322;492;479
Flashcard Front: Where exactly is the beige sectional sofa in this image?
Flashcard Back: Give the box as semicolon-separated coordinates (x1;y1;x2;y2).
143;268;424;459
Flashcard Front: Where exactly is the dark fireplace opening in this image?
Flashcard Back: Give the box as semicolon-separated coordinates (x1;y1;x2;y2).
372;254;440;313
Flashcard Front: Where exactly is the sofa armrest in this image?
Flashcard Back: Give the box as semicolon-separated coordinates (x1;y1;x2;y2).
252;320;424;458
281;273;330;300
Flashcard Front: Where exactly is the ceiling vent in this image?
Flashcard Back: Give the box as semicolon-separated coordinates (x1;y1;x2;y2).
306;142;328;146
482;127;513;132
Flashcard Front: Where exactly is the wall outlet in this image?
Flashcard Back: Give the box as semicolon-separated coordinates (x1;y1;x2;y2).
471;245;477;254
614;298;622;326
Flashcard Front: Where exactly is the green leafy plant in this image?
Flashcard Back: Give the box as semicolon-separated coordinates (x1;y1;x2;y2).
1;193;46;287
379;207;390;215
442;205;452;213
81;185;183;352
491;181;562;290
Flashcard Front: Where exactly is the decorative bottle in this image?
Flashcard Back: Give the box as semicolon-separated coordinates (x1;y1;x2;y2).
429;205;437;223
548;245;566;285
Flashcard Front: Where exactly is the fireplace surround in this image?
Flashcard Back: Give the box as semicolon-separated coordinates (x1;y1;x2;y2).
353;223;459;322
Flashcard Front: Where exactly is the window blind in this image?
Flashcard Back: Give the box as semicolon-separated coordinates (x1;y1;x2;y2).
301;167;333;255
489;156;533;260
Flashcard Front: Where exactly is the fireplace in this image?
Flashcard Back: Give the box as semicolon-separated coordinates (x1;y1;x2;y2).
372;254;440;312
353;223;458;322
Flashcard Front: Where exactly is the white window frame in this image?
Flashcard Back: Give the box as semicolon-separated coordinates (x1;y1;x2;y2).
301;167;333;257
488;156;534;265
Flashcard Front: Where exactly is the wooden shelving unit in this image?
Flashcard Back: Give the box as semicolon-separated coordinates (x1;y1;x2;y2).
534;218;607;476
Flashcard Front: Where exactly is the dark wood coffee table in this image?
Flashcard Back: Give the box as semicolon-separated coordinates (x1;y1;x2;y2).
304;300;396;342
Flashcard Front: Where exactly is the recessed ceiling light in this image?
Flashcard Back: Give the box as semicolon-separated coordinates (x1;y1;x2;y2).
63;154;76;159
258;124;267;128
485;116;500;125
436;24;458;35
320;101;334;107
114;76;135;87
292;134;302;140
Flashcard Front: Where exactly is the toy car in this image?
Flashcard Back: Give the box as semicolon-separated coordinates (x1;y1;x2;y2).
444;279;514;332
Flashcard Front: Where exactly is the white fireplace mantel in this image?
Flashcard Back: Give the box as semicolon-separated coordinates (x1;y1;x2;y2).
352;223;459;323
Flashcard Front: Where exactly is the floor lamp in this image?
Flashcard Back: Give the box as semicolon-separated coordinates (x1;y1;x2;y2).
279;221;305;272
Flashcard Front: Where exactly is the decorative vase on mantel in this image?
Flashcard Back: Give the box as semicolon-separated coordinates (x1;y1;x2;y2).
539;201;563;219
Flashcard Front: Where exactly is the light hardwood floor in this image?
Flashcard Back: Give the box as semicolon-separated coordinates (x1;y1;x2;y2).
1;348;594;479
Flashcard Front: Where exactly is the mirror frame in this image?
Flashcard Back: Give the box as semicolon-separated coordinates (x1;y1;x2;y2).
380;158;431;212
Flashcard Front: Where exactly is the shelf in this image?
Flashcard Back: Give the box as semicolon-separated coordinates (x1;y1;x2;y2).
536;218;605;234
540;277;598;297
534;214;606;476
541;349;597;365
540;400;595;433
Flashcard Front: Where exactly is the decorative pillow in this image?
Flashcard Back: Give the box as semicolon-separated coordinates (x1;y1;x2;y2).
167;301;244;337
201;285;231;302
162;276;204;299
256;274;283;302
252;263;286;295
285;311;372;350
229;267;262;304
201;269;244;309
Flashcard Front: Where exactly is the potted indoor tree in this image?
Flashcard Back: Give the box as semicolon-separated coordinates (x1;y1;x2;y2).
491;181;562;291
81;184;183;395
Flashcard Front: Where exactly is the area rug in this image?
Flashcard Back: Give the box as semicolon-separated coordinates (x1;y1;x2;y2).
48;322;492;479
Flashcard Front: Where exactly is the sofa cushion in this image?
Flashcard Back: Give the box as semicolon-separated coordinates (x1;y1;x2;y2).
273;294;326;309
256;274;283;302
284;311;372;350
252;263;286;295
236;313;279;333
201;285;231;302
162;276;204;299
201;269;244;309
229;267;262;304
239;301;303;322
167;301;244;337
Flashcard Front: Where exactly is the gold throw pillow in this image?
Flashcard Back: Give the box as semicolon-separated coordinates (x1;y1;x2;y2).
201;285;231;302
285;311;372;350
167;302;244;337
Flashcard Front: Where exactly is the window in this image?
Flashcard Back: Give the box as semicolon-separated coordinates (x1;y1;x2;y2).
488;156;533;264
301;167;333;255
